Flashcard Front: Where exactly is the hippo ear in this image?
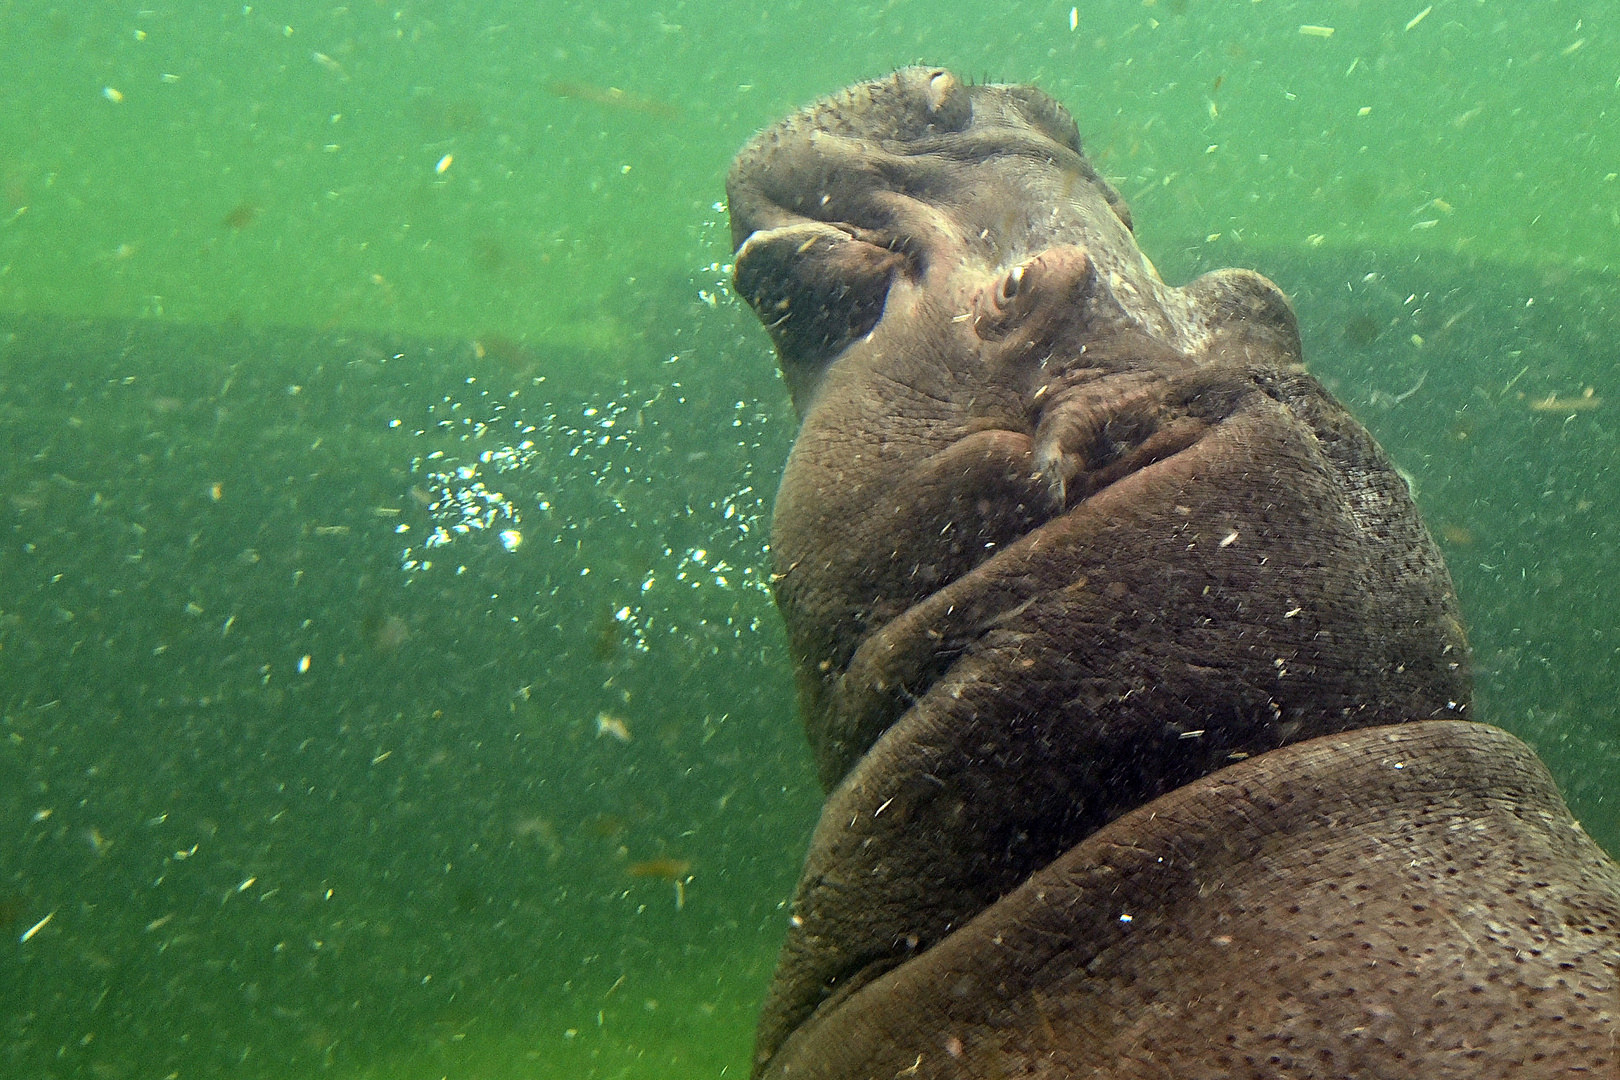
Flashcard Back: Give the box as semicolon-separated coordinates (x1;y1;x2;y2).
734;221;906;413
1183;267;1302;365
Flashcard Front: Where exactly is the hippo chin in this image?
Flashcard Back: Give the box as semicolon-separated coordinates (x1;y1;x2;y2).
728;68;1620;1075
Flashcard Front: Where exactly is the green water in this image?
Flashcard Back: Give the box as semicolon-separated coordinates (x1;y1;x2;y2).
1;2;1616;1077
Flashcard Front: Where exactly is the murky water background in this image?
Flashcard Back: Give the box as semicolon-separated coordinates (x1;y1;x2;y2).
1;2;1616;1077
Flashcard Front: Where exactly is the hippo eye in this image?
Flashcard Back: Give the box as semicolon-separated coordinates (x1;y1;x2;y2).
998;264;1026;305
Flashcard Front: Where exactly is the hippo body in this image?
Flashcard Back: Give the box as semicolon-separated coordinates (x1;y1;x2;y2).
727;69;1620;1075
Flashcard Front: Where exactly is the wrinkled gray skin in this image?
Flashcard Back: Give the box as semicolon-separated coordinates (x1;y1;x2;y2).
728;69;1620;1076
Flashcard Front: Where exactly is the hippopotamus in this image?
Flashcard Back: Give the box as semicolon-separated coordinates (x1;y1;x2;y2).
726;69;1620;1075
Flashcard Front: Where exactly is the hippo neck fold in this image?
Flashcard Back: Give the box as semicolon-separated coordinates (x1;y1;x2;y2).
759;721;1620;1078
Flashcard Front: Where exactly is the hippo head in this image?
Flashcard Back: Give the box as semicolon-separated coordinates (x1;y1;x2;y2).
729;67;1266;415
729;69;1473;1074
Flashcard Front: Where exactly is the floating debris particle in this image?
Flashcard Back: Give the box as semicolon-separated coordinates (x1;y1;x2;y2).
103;86;124;103
222;201;258;230
547;80;678;119
513;817;563;865
20;910;55;943
368;613;410;653
312;51;346;77
1405;6;1432;31
586;813;630;838
596;713;631;742
435;154;453;175
1299;25;1335;38
1528;388;1602;413
627;857;691;881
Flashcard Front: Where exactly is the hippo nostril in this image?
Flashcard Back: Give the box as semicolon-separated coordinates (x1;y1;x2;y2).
999;264;1026;305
